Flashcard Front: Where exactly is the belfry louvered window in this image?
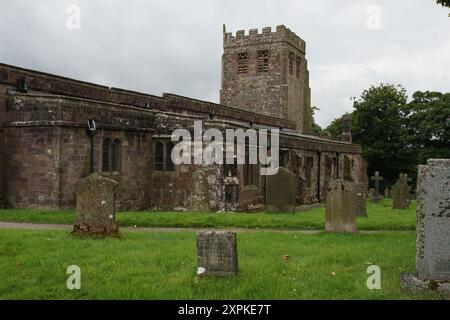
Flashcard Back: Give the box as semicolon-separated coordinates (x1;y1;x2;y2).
258;50;269;73
288;52;294;75
237;52;248;74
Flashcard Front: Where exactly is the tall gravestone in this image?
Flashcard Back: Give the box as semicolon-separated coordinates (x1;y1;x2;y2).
265;167;296;213
196;230;238;277
384;187;390;198
189;169;211;212
355;184;367;217
392;173;411;210
400;159;450;296
325;179;357;233
370;171;383;203
73;174;119;236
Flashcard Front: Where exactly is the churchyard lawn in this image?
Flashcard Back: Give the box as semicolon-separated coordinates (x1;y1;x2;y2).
0;228;440;300
0;199;415;231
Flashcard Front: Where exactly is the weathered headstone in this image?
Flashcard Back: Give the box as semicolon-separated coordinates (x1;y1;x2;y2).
368;188;374;198
384;187;390;198
73;174;119;236
196;230;238;277
325;179;357;233
400;159;450;296
265;167;296;213
370;171;383;203
355;184;367;217
189;169;211;212
392;173;411;210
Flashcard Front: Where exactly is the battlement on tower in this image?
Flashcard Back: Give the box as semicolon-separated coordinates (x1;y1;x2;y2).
223;25;306;53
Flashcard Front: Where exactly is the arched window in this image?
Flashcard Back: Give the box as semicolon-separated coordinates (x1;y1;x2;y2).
155;142;164;171
102;138;110;172
166;142;175;172
111;139;121;172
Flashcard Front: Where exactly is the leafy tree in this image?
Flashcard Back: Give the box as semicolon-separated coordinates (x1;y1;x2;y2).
405;91;450;164
325;116;344;140
311;106;324;135
437;0;450;8
351;84;414;187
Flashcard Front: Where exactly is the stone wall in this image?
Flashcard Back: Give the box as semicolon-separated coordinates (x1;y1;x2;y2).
0;63;366;212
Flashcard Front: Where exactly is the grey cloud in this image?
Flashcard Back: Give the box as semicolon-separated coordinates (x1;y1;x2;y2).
0;0;449;127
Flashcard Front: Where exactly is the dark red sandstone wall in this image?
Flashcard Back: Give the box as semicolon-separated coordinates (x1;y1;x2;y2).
0;63;366;211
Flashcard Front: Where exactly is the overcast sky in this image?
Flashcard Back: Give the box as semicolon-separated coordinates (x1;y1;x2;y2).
0;0;449;127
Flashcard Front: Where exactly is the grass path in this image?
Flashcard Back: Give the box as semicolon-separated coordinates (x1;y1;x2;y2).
0;221;414;234
0;199;416;231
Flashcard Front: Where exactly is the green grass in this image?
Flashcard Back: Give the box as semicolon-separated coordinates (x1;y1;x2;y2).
0;228;439;300
0;199;416;231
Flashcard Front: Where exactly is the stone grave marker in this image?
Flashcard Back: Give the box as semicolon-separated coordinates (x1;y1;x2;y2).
400;159;450;296
392;173;411;209
355;184;367;217
196;230;238;277
189;169;211;212
325;179;357;233
265;167;296;213
73;174;119;236
384;187;390;198
370;171;383;203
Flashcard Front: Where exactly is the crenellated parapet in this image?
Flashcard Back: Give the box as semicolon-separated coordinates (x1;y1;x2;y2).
224;25;306;53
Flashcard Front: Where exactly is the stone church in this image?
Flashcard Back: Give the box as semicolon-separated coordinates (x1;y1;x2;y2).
0;25;367;211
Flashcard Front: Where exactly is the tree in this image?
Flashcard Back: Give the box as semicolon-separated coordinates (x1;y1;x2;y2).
437;0;450;8
405;91;450;164
325;116;344;140
311;106;324;135
351;84;413;187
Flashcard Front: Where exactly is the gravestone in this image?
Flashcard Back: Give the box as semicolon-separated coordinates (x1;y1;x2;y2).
355;184;367;217
196;230;238;277
400;159;450;296
325;179;357;233
368;188;374;198
370;171;383;203
73;174;119;236
265;167;296;213
384;187;390;198
189;169;211;212
392;173;411;209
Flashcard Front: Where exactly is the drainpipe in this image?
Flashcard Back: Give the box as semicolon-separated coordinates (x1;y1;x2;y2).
317;151;321;202
85;120;97;174
336;152;340;179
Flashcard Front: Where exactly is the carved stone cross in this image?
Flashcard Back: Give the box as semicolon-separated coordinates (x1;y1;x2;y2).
371;171;383;197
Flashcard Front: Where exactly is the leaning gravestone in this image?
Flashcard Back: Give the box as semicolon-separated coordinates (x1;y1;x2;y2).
189;169;211;212
355;184;367;217
73;174;119;236
400;159;450;296
325;179;357;233
196;230;238;277
392;173;410;209
265;167;296;213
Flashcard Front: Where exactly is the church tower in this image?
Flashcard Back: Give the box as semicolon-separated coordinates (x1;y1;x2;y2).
220;25;312;134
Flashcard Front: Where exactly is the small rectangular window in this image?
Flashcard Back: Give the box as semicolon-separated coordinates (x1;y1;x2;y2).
155;142;164;171
258;50;269;73
296;56;301;78
166;142;175;172
237;52;248;74
288;52;294;75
